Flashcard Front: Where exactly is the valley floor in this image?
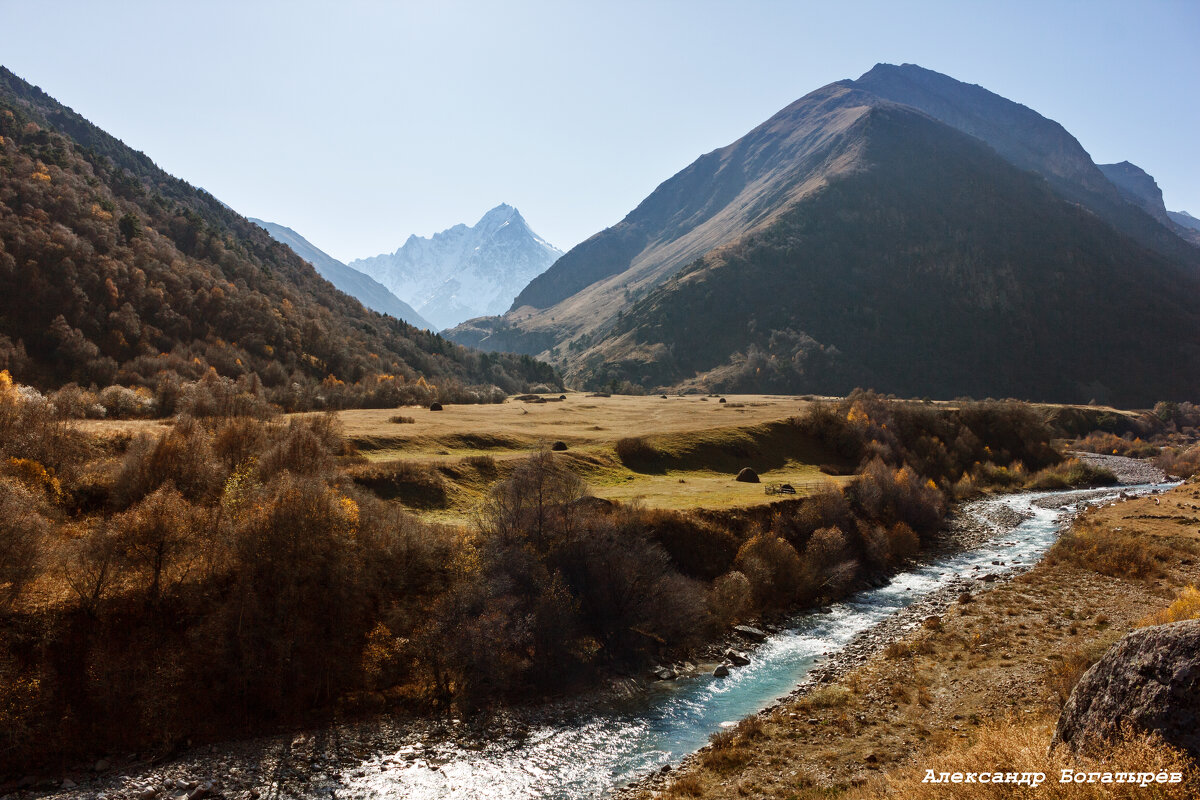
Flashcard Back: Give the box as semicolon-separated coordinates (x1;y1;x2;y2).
633;479;1200;799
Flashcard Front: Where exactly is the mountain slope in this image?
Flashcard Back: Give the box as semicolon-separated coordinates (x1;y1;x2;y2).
249;218;434;330
576;104;1200;405
1097;161;1171;224
351;204;561;330
0;67;557;405
449;81;885;356
853;63;1200;265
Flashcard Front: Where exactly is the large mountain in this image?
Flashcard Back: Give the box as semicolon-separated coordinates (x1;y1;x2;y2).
446;64;1200;406
249;218;434;330
350;204;561;330
0;67;558;404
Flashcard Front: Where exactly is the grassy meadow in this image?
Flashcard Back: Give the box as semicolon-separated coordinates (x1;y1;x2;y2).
333;393;849;522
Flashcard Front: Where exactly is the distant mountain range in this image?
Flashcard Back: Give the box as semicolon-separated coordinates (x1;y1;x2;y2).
1168;209;1200;235
249;219;434;330
350;204;561;331
446;63;1200;406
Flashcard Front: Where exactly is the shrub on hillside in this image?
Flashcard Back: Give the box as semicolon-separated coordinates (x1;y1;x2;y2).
1073;431;1160;458
850;457;945;534
1027;458;1118;490
1139;585;1200;627
0;479;47;606
707;570;752;629
736;532;807;608
1155;444;1200;478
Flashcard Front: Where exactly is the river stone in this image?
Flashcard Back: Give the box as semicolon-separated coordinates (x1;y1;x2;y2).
733;624;767;642
725;650;751;666
1052;619;1200;759
713;664;730;678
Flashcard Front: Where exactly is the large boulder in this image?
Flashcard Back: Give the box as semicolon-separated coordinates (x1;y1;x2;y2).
1052;620;1200;759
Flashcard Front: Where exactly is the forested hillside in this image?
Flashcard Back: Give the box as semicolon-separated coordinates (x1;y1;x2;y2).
0;68;558;412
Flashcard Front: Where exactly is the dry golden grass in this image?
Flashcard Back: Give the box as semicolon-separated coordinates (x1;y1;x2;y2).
332;394;852;521
1138;585;1200;627
337;393;815;456
1046;518;1170;579
850;718;1198;799
1046;634;1121;705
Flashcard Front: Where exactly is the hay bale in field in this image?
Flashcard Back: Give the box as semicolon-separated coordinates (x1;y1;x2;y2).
735;467;759;483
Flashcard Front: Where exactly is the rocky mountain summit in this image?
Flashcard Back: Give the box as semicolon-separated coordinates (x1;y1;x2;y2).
351;204;561;330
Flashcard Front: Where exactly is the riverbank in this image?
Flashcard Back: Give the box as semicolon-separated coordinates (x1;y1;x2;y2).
634;472;1198;799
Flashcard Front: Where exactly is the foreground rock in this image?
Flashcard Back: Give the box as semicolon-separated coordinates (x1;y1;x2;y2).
1053;619;1200;759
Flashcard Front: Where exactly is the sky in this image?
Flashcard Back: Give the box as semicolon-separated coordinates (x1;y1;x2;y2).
1;0;1197;262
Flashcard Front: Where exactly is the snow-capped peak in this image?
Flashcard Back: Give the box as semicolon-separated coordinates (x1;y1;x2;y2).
349;205;563;331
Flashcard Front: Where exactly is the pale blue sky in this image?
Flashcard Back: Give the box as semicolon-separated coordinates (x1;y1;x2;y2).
2;0;1197;262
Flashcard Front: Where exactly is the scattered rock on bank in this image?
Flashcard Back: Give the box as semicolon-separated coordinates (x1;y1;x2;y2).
733;625;767;642
1053;619;1200;759
1070;451;1167;485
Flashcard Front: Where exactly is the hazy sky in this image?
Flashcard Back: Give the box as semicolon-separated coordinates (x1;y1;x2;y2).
2;1;1197;262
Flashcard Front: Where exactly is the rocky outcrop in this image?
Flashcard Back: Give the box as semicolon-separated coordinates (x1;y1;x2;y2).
1052;620;1200;758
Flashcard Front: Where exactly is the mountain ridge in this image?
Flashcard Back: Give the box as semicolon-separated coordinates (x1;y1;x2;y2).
248;218;434;330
